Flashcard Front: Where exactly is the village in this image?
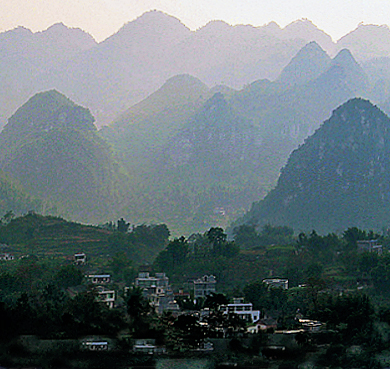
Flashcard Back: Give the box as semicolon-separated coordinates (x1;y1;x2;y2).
9;250;325;358
0;216;387;368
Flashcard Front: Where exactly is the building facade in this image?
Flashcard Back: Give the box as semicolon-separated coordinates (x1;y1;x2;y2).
194;275;216;299
263;278;289;290
220;298;261;323
135;272;179;315
357;240;383;255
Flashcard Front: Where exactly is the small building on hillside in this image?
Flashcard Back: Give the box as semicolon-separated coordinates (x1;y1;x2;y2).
357;240;383;255
0;253;14;261
82;341;109;351
194;275;216;299
135;272;169;290
96;286;115;309
298;318;323;331
174;289;191;299
220;298;261;323
258;317;278;331
74;252;86;264
135;272;179;315
133;339;166;354
88;274;111;284
247;317;278;333
263;278;289;290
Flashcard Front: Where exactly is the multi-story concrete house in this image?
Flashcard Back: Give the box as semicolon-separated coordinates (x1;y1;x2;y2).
194;275;216;299
220;298;261;323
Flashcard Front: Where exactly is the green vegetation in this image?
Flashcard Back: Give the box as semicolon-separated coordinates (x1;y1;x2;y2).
0;171;46;216
1;212;390;367
0;212;169;265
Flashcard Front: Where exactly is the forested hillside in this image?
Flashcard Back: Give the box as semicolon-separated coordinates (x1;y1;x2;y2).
0;172;45;216
0;90;126;223
237;98;390;232
0;212;169;265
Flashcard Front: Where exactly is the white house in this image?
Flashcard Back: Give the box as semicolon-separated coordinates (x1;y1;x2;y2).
357;240;383;255
263;278;289;290
194;275;216;299
74;253;86;264
96;286;115;309
134;272;179;315
83;341;109;351
88;274;111;284
220;298;261;323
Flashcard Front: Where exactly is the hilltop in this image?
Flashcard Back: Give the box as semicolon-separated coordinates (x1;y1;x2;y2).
237;98;390;233
0;90;125;223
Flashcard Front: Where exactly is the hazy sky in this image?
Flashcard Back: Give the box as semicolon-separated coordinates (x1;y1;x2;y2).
0;0;389;42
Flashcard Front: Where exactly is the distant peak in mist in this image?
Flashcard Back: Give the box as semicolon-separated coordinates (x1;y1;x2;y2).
263;21;281;30
45;22;68;31
1;26;33;38
125;10;191;31
164;74;208;87
333;48;358;66
201;20;232;30
284;18;317;28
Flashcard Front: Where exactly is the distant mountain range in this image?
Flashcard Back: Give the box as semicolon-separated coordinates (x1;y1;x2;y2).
3;13;390;234
100;44;372;234
0;41;377;234
0;23;96;128
2;11;390;129
277;41;332;86
235;98;390;233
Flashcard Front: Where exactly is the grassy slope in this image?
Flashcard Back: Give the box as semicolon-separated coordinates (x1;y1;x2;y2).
0;213;167;265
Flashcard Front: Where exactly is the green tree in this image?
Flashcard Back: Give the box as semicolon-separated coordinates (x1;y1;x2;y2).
233;224;259;249
125;286;152;336
259;224;294;246
358;252;379;275
66;288;106;333
173;314;205;349
304;262;325;313
343;227;372;250
371;254;390;292
53;265;83;289
315;294;374;343
204;292;229;311
243;281;268;310
1;210;14;225
206;227;239;258
117;217;130;233
110;251;134;282
154;236;189;271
